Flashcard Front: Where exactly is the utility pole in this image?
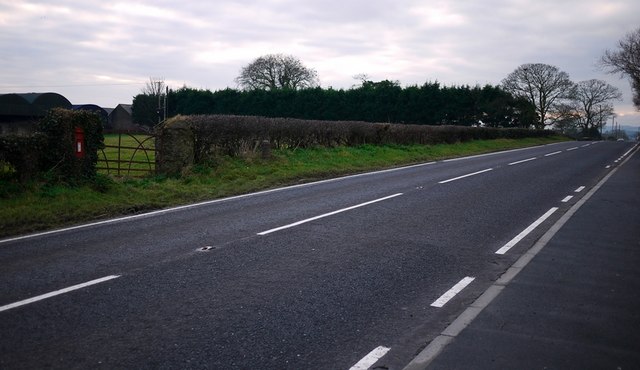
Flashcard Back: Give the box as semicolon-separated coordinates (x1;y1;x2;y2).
164;86;168;122
157;81;162;125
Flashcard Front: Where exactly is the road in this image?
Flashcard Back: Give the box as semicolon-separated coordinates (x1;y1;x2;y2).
0;140;636;369
421;142;640;369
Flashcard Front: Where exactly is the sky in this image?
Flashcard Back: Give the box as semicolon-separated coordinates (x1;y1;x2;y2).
1;0;639;128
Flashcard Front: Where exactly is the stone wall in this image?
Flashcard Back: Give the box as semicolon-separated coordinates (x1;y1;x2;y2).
156;118;195;176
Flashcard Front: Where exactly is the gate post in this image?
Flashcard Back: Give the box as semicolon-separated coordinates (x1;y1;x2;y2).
156;118;194;176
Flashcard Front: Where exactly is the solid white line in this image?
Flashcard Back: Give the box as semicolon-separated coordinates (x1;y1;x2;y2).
438;168;493;184
431;277;475;308
0;275;121;313
0;165;435;245
403;145;640;370
349;346;390;370
575;186;586;193
495;207;559;255
257;193;403;236
561;195;573;203
544;151;562;157
508;157;537;166
566;147;579;151
2;142;571;245
441;141;565;163
621;144;638;159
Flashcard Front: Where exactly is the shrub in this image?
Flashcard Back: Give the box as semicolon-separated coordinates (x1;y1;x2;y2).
38;108;104;182
0;134;47;182
157;114;553;175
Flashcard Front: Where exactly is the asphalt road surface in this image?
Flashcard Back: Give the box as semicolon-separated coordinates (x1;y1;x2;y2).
422;141;640;369
0;140;636;369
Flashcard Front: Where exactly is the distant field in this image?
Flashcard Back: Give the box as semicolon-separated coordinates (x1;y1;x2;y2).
98;133;156;176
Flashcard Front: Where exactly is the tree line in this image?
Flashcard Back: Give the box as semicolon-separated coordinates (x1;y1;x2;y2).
133;26;639;136
133;80;536;129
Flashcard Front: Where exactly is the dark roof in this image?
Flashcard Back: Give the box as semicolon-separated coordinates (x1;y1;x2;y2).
0;92;72;117
72;104;109;122
115;104;132;114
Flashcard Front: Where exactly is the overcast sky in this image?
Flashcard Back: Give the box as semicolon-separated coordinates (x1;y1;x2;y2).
1;0;639;127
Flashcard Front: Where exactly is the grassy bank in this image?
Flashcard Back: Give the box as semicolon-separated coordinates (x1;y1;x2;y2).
0;136;567;238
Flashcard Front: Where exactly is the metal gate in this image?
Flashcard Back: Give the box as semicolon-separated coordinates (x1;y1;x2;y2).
97;132;156;177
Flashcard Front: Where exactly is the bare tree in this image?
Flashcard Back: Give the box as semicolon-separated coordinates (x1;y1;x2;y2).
601;27;640;110
235;54;319;91
351;73;371;88
572;79;622;134
142;77;165;96
133;77;166;126
501;63;575;129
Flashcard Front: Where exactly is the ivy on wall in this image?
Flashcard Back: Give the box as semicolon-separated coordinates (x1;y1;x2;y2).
0;108;104;183
38;108;104;181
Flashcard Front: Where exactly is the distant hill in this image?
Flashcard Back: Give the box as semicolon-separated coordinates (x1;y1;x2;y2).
603;125;639;140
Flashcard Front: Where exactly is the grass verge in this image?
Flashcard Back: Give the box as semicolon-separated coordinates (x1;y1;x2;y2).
0;136;567;238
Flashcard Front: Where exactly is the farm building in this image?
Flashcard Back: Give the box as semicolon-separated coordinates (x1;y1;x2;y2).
72;104;110;126
0;92;72;135
1;92;138;134
107;104;135;132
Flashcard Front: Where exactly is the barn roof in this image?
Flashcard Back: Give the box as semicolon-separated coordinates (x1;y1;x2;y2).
0;92;72;117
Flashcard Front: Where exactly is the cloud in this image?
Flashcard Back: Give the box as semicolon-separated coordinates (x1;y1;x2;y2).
0;0;638;125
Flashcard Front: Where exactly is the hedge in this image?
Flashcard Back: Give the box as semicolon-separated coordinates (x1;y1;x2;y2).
0;134;46;182
38;108;104;181
157;114;553;174
0;108;104;182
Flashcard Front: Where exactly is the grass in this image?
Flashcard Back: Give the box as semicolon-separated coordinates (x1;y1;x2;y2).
98;133;156;176
0;136;568;238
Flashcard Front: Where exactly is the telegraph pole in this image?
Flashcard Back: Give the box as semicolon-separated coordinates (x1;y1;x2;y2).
164;86;168;122
157;81;162;125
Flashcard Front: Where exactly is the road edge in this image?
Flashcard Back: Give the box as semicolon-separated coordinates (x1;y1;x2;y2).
402;143;639;370
0;141;568;245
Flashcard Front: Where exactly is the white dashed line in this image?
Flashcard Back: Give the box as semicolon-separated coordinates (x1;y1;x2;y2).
561;196;573;203
575;186;586;193
438;168;493;184
349;346;390;370
566;147;579;151
0;275;121;313
495;208;559;255
508;157;537;166
544;151;562;157
430;277;475;308
258;193;403;235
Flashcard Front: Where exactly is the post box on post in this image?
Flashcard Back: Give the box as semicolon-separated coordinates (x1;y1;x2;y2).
74;126;85;158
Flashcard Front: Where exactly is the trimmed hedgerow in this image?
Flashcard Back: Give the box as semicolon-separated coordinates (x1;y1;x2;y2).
0;108;105;183
158;114;553;173
37;108;104;182
0;134;47;182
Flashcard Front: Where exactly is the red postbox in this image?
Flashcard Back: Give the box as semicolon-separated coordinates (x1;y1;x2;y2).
74;126;85;158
